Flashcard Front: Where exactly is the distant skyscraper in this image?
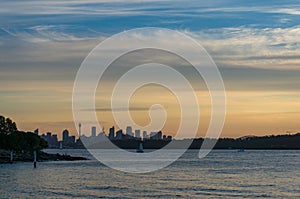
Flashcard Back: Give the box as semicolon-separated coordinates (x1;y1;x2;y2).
157;131;162;140
78;123;82;137
52;134;58;143
116;129;123;140
62;129;69;141
143;131;147;140
150;132;156;140
69;136;75;144
109;126;115;140
46;132;51;140
126;126;133;136
91;126;96;137
135;129;141;138
150;131;163;140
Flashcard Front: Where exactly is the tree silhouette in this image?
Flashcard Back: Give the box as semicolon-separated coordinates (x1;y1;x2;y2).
0;115;47;151
0;115;17;136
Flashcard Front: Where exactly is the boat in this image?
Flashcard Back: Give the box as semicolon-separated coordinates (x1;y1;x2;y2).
136;142;144;153
238;148;245;152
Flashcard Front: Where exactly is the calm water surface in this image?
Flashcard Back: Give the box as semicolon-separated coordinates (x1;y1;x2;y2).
0;150;299;198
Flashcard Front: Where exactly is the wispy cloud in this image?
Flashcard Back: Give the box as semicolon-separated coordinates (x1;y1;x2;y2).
1;0;299;16
82;106;165;112
184;27;300;70
1;25;103;43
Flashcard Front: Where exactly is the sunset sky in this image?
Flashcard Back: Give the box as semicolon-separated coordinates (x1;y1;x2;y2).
1;0;300;139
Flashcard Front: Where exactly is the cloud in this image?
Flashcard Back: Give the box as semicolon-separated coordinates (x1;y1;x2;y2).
184;26;300;70
0;25;103;43
4;23;300;71
267;8;300;15
83;106;165;112
1;0;299;30
0;0;176;16
0;0;299;17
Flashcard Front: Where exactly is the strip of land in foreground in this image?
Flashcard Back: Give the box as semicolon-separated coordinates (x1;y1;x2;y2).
0;150;87;163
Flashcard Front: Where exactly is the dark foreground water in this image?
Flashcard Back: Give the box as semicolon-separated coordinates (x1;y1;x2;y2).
0;150;299;198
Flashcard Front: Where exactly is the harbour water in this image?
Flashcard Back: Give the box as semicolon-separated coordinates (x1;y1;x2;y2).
0;150;299;198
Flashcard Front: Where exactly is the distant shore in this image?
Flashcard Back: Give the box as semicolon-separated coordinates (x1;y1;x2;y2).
54;133;300;150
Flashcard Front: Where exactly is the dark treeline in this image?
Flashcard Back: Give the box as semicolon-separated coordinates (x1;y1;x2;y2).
0;115;47;152
189;133;300;149
86;133;300;150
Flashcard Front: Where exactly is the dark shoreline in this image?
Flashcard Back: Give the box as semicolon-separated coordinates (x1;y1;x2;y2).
61;133;300;150
0;150;88;163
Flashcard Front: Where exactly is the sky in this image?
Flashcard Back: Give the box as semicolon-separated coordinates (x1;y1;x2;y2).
1;0;300;139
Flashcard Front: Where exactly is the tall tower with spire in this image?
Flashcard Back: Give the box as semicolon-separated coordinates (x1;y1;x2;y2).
78;123;82;137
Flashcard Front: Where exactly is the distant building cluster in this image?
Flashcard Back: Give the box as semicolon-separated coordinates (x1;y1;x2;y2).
38;125;172;149
40;131;59;148
80;125;172;147
108;126;172;141
39;128;82;149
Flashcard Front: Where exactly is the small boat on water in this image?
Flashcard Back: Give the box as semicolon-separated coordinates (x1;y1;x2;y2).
238;148;245;152
136;142;144;153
